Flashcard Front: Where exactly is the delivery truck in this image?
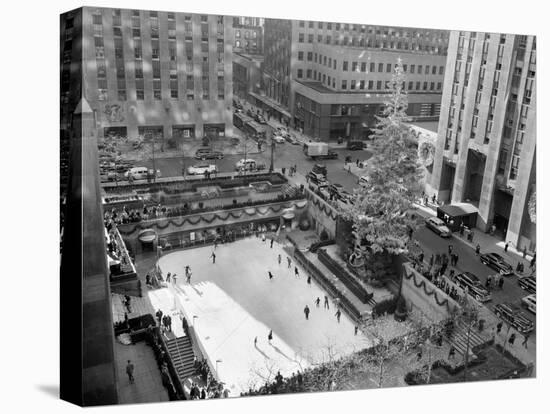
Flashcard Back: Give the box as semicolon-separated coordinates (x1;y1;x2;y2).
302;142;338;160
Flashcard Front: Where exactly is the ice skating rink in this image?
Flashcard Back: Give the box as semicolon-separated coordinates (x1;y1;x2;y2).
153;237;372;395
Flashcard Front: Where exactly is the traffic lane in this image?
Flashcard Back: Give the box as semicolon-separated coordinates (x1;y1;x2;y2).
414;226;536;325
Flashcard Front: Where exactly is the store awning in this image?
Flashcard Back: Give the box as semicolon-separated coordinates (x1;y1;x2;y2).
248;92;292;118
438;203;478;217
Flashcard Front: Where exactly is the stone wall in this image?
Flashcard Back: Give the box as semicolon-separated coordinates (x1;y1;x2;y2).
399;263;460;323
303;189;338;239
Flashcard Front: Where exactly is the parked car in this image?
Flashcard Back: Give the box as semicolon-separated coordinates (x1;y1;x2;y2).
328;183;344;196
336;189;353;204
194;148;224;160
518;275;536;294
479;252;514;276
347;140;364;150
272;135;286;143
454;272;492;303
425;217;452;238
521;294;536;314
358;175;369;187
307;171;328;189
235;158;265;171
493;303;534;334
312;163;328;177
287;135;300;145
187;164;217;175
255;114;267;124
124;166;149;181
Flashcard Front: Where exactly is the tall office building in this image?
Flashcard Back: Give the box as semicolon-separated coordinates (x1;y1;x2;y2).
61;7;234;141
430;31;536;251
260;20;449;139
233;16;264;55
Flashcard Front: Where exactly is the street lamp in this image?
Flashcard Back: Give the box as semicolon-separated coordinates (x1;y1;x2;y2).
269;130;275;173
192;315;198;326
215;359;223;377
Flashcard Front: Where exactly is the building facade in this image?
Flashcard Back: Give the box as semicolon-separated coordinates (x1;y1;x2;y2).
233;16;264;55
261;20;449;139
430;31;536;252
62;7;234;140
233;53;263;100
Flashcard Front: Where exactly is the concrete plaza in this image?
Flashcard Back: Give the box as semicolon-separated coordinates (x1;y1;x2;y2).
154;237;372;395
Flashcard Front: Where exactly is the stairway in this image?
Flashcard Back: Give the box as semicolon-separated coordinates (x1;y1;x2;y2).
165;336;196;380
448;323;488;357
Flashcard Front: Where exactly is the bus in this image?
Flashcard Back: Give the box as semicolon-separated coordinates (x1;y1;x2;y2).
233;112;253;129
243;120;266;141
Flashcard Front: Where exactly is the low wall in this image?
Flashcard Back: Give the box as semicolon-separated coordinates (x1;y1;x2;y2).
118;199;308;254
400;263;460;323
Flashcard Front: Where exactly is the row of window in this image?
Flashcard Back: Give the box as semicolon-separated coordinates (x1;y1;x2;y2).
296;21;447;41
97;86;225;101
296;32;445;53
296;68;442;92
296;51;445;76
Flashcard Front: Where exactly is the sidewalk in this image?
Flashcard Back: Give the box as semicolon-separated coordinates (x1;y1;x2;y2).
412;200;534;272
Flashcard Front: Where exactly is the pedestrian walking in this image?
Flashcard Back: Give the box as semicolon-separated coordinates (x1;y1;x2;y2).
354;325;358;335
294;266;299;277
485;277;491;289
459;223;465;236
270;238;274;249
448;244;453;255
304;305;310;320
475;244;481;255
315;297;321;307
268;329;273;344
435;253;441;265
454;253;459;267
287;257;292;268
522;246;527;258
496;321;503;334
508;333;516;347
498;276;504;290
522;334;530;348
262;233;266;243
530;253;536;268
214;238;218;249
307;275;312;285
449;269;455;280
166;272;171;283
167;315;172;332
448;346;456;360
324;295;330;309
172;273;177;284
356;159;359;167
418;252;424;264
278;254;282;265
156;309;163;326
186;271;192;284
211;252;216;263
268;271;274;280
335;309;342;323
254;336;258;347
504;242;509;252
429;254;434;266
126;360;135;383
432;194;436;204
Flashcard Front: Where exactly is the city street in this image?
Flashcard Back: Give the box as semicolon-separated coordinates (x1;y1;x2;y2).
414;226;535;325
